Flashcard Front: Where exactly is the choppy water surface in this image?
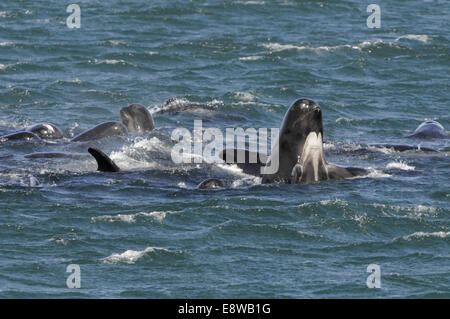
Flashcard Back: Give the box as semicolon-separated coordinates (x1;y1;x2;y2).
0;0;449;298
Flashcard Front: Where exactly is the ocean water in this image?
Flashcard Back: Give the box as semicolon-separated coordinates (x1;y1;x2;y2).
0;0;449;298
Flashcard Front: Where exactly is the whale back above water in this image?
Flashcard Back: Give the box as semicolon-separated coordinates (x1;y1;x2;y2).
0;131;40;141
26;123;64;139
408;120;447;139
70;121;128;142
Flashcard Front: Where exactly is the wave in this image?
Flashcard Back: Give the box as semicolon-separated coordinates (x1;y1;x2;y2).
88;59;131;66
234;91;257;102
398;231;450;241
92;211;168;224
395;34;430;43
101;247;181;264
386;161;415;171
261;36;427;54
150;97;223;114
234;1;266;5
262;42;362;53
372;203;439;219
109;137;169;170
0;41;14;47
238;55;263;61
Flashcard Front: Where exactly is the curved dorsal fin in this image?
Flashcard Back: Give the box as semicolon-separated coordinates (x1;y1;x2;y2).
88;148;120;172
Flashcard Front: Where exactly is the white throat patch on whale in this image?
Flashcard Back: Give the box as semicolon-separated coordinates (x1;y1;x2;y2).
296;131;329;182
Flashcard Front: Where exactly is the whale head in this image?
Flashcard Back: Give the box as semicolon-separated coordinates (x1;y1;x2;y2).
262;98;325;182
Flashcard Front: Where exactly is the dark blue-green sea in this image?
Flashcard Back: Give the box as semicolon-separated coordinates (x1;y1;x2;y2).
0;0;449;298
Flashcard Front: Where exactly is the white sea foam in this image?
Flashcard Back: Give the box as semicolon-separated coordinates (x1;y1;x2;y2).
150;97;222;114
234;91;256;101
101;247;171;264
91;59;126;65
109;137;167;170
177;182;188;188
108;40;125;46
386;161;415;171
92;211;168;224
372;203;438;219
401;232;450;241
319;199;349;206
239;55;263;61
262;42;361;53
217;163;249;177
261;38;410;54
102;59;123;64
365;167;391;178
50;237;69;246
395;34;430;43
235;1;265;5
335;117;356;124
322;142;335;150
231;175;261;187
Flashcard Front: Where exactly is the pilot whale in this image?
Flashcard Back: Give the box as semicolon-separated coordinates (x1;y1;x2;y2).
260;98;368;184
407;120;447;139
0;104;155;143
0;123;63;141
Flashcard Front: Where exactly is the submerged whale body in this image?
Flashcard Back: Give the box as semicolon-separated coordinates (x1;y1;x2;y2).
0;123;62;141
27;123;64;139
0;131;40;141
87;148;224;189
197;178;226;189
0;104;155;143
408;120;447;139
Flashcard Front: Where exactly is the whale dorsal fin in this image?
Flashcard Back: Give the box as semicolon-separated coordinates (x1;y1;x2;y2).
88;148;120;172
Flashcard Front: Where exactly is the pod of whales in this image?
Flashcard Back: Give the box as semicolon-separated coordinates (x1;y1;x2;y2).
87;98;446;189
0;104;154;143
2;98;445;189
